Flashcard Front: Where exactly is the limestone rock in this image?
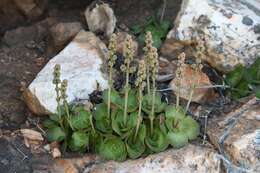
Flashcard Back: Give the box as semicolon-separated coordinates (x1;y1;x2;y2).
85;2;116;36
207;97;260;172
168;0;260;72
48;22;83;54
23;30;108;115
50;145;220;173
170;65;215;103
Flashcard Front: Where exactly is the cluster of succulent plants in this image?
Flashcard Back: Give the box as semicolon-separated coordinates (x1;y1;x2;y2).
225;58;260;99
43;32;200;161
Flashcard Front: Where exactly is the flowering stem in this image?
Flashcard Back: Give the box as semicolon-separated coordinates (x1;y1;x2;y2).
123;64;130;125
185;86;194;113
150;77;156;134
107;65;113;118
146;66;150;95
134;88;143;140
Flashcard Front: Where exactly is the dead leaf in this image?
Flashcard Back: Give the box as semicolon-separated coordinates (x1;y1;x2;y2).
20;129;44;141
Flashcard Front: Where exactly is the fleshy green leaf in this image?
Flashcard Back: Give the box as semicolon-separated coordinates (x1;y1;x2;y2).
225;64;244;87
46;126;66;142
145;127;168;153
49;114;60;122
102;89;122;107
142;92;166;114
98;136;127;161
165;105;185;120
126;124;146;159
118;89;138;112
89;130;103;153
231;80;250;99
42;119;58;129
69;108;91;130
165;117;176;132
131;25;142;34
244;58;260;84
167;131;188;148
112;109;138;138
69;131;89;152
179;117;200;140
94;103;113;133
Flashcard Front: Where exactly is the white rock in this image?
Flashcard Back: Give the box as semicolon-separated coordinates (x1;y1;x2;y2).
168;0;260;72
85;145;220;173
23;30;108;115
51;145;220;173
85;2;116;36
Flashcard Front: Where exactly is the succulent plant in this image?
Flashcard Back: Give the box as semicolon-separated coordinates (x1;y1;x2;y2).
44;31;200;161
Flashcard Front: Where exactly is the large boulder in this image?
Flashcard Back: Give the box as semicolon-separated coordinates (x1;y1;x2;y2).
23;30;108;115
167;0;260;72
50;145;220;173
207;97;260;172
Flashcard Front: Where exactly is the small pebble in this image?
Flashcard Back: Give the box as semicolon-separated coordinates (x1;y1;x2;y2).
256;115;260;121
242;16;253;26
254;24;260;34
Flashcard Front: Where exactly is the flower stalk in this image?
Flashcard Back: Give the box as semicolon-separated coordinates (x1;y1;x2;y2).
107;34;117;118
53;64;62;118
144;31;153;95
134;60;146;140
175;52;186;108
150;47;159;134
121;35;135;125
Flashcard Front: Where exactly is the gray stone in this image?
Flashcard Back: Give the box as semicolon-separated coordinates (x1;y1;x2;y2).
242;16;253;26
207;97;260;172
23;30;108;115
85;2;116;36
254;24;260;34
168;0;260;72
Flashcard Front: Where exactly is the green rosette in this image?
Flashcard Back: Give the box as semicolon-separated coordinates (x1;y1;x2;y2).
98;136;127;161
111;109;138;138
69;131;89;152
69;106;92;130
142;92;166;114
145;126;168;153
126;124;146;159
93;103;113;134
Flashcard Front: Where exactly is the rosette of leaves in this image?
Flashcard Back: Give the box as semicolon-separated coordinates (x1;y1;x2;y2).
98;136;127;161
145;125;168;153
111;109;138;138
89;130;103;153
118;89;138;112
225;58;260;99
125;124;146;159
68;105;92;130
142;92;166;114
165;105;199;148
93;103;113;134
69;131;89;152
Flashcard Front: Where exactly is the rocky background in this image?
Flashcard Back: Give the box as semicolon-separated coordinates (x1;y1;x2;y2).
0;0;259;173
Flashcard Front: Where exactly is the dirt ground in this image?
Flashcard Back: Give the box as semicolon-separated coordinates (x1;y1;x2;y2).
0;0;182;172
